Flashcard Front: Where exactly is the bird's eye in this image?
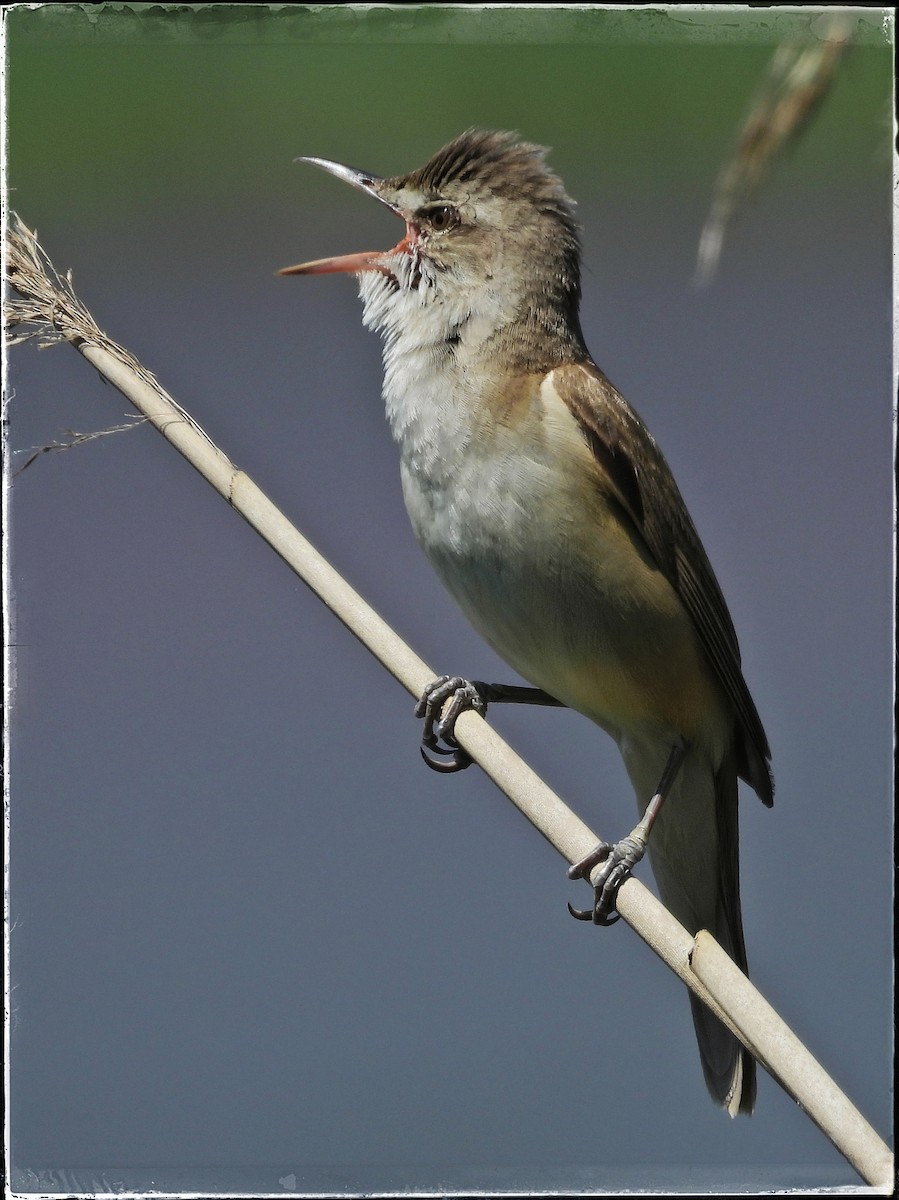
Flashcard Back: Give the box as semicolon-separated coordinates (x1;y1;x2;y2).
425;204;459;232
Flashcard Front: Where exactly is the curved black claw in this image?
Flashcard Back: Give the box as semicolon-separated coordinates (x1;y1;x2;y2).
566;835;646;926
415;675;487;773
419;740;472;773
567;900;621;926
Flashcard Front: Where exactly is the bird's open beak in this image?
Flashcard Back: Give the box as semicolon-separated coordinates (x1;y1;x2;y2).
278;157;410;277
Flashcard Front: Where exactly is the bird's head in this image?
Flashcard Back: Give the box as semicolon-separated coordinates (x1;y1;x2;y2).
280;130;584;360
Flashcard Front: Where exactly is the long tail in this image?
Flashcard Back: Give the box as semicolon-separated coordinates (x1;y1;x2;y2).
688;756;756;1115
624;741;756;1115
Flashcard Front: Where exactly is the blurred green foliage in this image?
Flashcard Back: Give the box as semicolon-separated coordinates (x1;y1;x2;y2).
7;5;892;222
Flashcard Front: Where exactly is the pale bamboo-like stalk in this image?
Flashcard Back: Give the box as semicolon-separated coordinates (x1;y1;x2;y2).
4;216;893;1191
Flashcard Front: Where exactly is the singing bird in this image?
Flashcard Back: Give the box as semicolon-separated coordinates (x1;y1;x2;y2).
280;130;773;1116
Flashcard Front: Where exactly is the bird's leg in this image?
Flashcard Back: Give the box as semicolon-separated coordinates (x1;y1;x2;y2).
568;738;687;926
415;676;565;773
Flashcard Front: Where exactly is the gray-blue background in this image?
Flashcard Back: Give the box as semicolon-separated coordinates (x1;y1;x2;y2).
6;6;893;1194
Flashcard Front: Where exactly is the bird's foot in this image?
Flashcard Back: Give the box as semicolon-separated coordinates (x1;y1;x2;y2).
414;675;488;773
566;833;647;926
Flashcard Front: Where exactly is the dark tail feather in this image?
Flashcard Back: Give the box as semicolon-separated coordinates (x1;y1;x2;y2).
689;756;756;1116
689;992;756;1116
636;743;759;1114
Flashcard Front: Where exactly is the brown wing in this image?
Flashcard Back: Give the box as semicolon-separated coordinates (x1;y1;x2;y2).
554;361;773;806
